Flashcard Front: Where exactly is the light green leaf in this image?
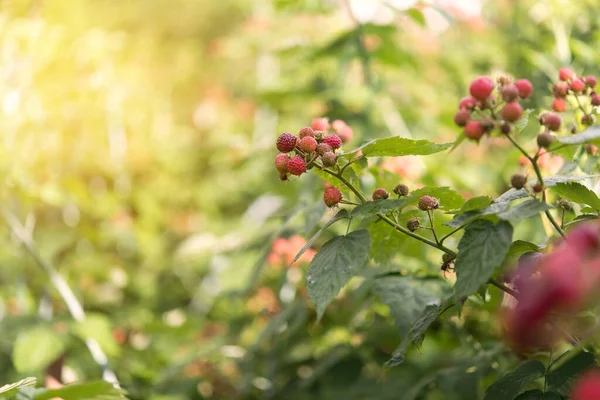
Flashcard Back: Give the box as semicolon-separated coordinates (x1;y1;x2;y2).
407;187;465;210
12;327;65;373
351;198;411;217
454;220;513;297
498;200;553;221
306;230;371;320
446;202;511;229
291;209;349;265
556;127;600;144
484;360;546;400
73;314;120;357
0;377;36;398
405;8;426;26
515;109;539;139
507;240;541;261
33;381;127;400
453;196;493;215
551;182;600;211
361;137;453;157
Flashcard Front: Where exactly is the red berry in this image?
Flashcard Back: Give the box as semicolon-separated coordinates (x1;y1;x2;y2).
571;370;600;400
592;94;600;106
542;113;562;131
316;143;333;155
372;188;389;200
418;195;439;211
464;121;484;140
500;123;512;135
553;82;568;98
570;78;585;92
458;97;477;110
311;117;329;132
552;98;567;112
501;102;523;122
585;143;599;156
533;183;543;193
501;84;519;102
586;76;598;88
287;155;307;176
274;154;289;172
514;79;533;99
323;134;342;149
510;174;527;190
323;187;342;207
559;67;575;81
298;126;315;139
393;184;409;196
406;217;420;232
332;120;354;143
299;136;318;153
537;132;554;148
453;109;470;127
321;151;337;167
469;76;495;100
276;132;298;153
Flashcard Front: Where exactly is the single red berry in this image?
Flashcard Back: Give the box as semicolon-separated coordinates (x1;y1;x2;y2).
552;98;567;112
418;195;439;211
287;155;307;176
502;102;523;122
276;132;298;153
321;151;337;167
537;132;554;148
298;126;315;139
299;136;318;153
571;370;600;400
559;67;575;81
372;188;389;200
311;117;329;132
274;154;290;173
332;120;354;143
570;78;585;93
458;97;477;110
514;79;533;99
406;217;420;232
585;76;598;88
464;121;484;140
533;183;543;193
316;143;333;156
543;113;561;131
481;117;495;133
323;134;342;149
553;82;568;98
323;187;342;207
453;109;470;127
585;144;599;156
500;123;512;135
501;84;519;102
469;76;495;100
393;184;409;196
592;93;600;106
510;173;527;190
582;115;595;125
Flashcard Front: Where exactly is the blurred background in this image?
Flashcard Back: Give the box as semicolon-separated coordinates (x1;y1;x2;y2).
0;0;598;399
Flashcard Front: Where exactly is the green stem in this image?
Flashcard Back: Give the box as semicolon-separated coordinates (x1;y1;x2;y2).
439;224;467;245
574;94;592;121
427;210;440;245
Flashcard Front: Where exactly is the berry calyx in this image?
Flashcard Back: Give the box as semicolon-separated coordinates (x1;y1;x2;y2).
585;76;598;88
501;84;519;102
274;154;289;173
453;109;470;127
418;195;439;211
570;78;585;93
511;173;527;190
323;187;342;207
559;67;574;81
287;155;307;176
276;132;298;153
406;217;420;232
514;79;533;99
502;102;523;122
558;199;573;211
458;97;477;110
372;188;389;200
464;121;484;140
552;98;567;112
542;113;561;131
323;134;342;150
469;76;495;100
393;184;409;197
312;117;329;132
316;143;333;156
321;151;337;167
298;126;315;139
298;136;318;153
537;132;554;149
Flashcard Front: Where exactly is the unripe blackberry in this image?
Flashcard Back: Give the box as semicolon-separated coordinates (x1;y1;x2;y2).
502;102;523;122
458;97;477;110
454;109;470;127
276;132;298;153
585;144;599;156
287;155;307;176
464;121;484;140
418;195;439;211
316;143;333;156
542;113;561;131
570;78;585;93
500;123;512;135
311;117;329;132
406;217;420;232
553;82;568;98
533;183;543;193
552;98;567;112
558;198;573;211
323;134;342;149
559;67;574;81
323;187;342;207
514;79;533;99
372;188;389;200
299;136;318;153
510;173;527;190
585;76;597;88
321;151;337;167
501;84;519;102
592;94;600;106
537;132;554;148
274;153;290;173
298;126;315;139
393;184;409;196
469;76;495;100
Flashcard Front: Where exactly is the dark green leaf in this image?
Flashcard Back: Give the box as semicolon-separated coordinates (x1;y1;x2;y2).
547;350;597;395
498;200;553;221
556;126;600;144
454;196;494;215
33;381;126;400
306;230;371;320
0;377;36;397
445;202;511;229
351;198;411;217
514;389;543;399
291;209;349;265
361;137;453;157
484;360;546;400
12;327;65;373
551;182;600;211
454;220;513;297
507;240;541;260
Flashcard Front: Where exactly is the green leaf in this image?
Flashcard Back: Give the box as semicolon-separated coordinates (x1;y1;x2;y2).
446;202;511;229
33;381;126;400
498;200;553;221
484;360;546;400
515;109;539;139
408;187;465;210
351;198;411;217
0;378;36;398
547;350;597;395
306;230;371;320
551;182;600;211
361;137;453;157
454;220;513;297
507;240;541;261
405;8;426;26
556;126;600;144
453;196;493;215
291;209;349;265
12;327;65;373
73;314;120;357
513;390;543;399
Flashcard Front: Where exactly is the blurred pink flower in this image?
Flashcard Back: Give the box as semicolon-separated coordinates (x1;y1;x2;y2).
381;155;425;180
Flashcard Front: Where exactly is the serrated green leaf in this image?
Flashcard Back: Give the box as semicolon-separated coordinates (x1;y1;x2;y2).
453;196;494;215
306;230;371;320
0;377;36;397
33;381;127;400
551;182;600;211
407;186;465;210
291;209;349;265
498;200;553;221
361;137;453;157
351;198;411;217
446;202;511;229
556;126;600;144
454;220;513;297
547;350;597;395
513;389;544;399
12;327;65;373
484;360;546;400
507;240;541;260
